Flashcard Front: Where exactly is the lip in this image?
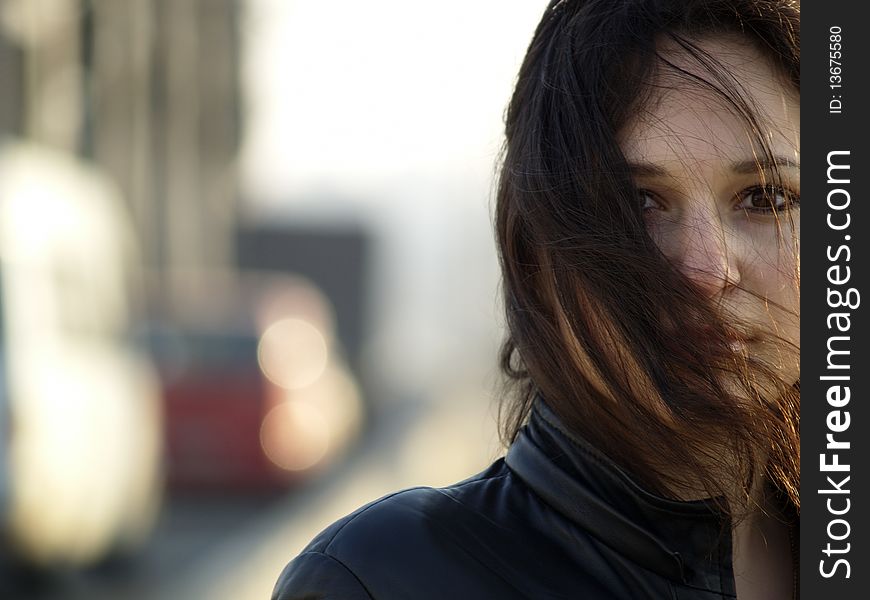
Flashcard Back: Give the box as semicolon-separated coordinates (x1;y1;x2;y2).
691;325;757;352
724;328;760;356
728;339;749;354
667;321;759;349
725;330;754;342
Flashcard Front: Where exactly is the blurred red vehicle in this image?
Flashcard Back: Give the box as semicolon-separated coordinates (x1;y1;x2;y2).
150;273;364;493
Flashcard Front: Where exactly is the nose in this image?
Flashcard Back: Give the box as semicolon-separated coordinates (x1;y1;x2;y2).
675;208;740;299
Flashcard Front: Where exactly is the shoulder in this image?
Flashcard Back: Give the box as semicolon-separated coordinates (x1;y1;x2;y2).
272;460;523;599
290;459;514;561
272;550;373;600
325;461;511;544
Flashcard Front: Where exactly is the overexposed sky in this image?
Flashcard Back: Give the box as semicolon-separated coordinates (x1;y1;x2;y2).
240;0;549;208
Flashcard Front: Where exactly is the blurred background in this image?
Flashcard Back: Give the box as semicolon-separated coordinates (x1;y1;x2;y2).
0;0;547;597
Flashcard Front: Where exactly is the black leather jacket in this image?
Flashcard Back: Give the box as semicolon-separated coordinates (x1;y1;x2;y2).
272;400;798;599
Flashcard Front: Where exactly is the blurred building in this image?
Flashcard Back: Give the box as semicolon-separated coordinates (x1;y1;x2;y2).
0;0;372;498
0;0;241;313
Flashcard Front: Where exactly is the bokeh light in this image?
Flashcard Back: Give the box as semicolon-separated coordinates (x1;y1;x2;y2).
290;364;363;458
259;399;330;472
253;275;335;342
257;318;329;390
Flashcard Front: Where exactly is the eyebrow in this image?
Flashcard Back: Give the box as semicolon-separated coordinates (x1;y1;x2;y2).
731;156;800;174
627;156;800;177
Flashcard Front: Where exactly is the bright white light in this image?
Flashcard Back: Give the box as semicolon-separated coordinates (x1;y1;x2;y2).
1;143;161;567
257;318;329;390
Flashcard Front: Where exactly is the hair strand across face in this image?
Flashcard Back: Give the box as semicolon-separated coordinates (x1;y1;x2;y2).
495;0;800;516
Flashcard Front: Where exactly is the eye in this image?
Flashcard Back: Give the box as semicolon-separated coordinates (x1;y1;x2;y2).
638;189;663;212
736;185;799;214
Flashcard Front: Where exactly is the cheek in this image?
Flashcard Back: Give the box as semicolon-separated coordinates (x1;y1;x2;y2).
744;232;800;344
748;246;799;312
643;213;681;259
743;217;799;291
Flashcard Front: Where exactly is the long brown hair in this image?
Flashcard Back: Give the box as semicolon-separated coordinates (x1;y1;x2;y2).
495;0;799;513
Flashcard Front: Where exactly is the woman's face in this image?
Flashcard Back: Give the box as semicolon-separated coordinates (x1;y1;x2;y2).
619;35;800;386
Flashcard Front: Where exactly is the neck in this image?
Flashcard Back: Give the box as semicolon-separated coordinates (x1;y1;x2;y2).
731;475;795;599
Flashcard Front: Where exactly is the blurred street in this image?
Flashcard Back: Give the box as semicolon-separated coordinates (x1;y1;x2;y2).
4;393;501;600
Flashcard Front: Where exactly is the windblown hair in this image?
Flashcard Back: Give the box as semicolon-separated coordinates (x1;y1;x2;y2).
495;0;800;513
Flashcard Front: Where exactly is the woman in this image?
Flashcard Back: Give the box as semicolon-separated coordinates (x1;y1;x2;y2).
272;0;800;598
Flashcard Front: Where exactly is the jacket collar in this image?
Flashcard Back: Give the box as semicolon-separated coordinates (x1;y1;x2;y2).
505;398;735;594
